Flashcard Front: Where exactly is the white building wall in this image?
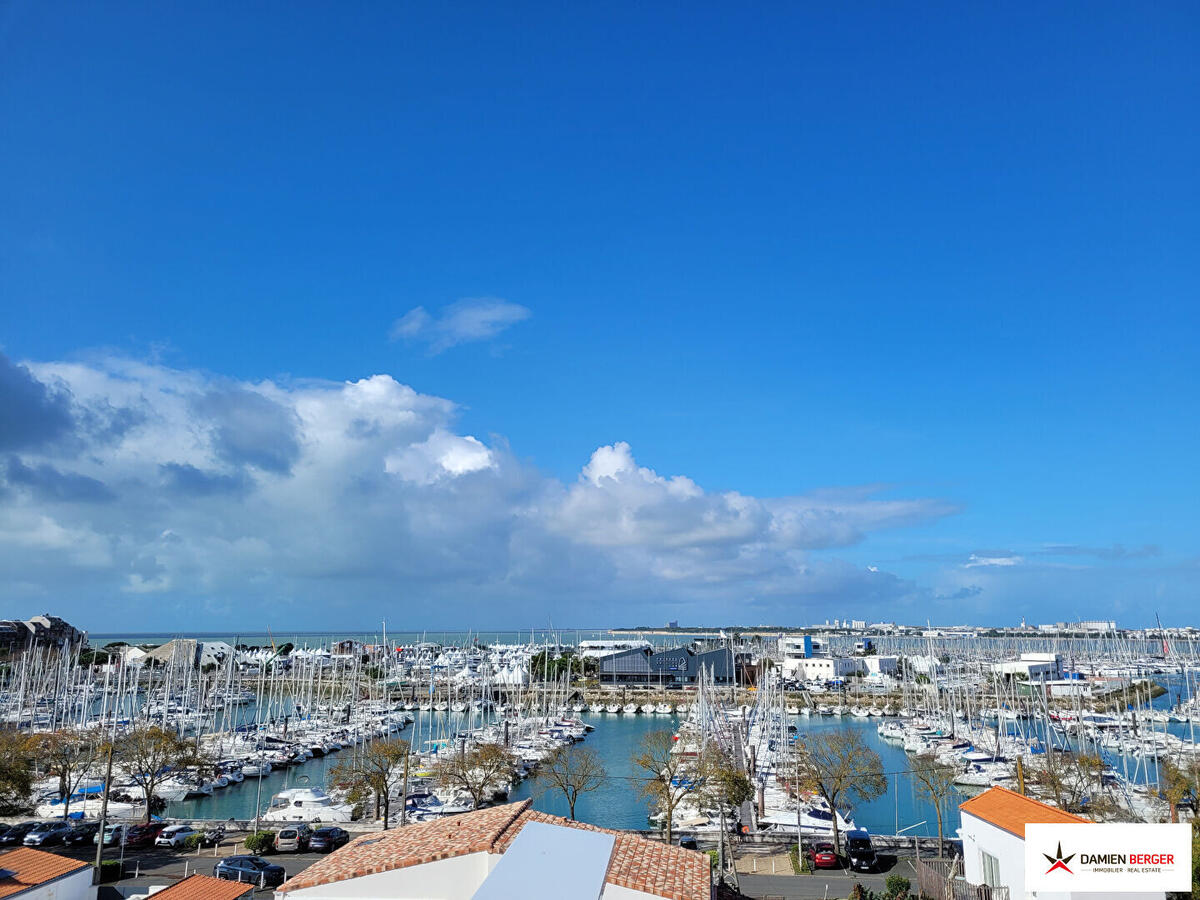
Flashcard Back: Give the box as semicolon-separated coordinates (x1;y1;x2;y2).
17;869;95;900
863;656;898;675
798;657;863;680
960;813;1163;900
907;655;943;675
276;852;490;900
603;885;684;900
961;813;1027;896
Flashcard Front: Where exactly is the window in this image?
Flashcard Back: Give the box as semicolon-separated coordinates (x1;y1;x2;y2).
980;850;1001;887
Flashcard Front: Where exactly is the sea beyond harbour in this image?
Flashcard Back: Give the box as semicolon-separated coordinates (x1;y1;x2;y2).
89;630;616;649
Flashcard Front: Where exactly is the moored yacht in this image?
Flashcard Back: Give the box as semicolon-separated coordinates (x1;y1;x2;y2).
262;787;355;823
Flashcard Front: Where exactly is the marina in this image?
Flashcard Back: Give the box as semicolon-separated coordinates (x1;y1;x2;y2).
7;625;1200;844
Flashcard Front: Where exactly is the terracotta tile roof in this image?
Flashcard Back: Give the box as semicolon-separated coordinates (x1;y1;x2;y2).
278;803;529;893
279;800;711;900
148;874;256;900
0;847;91;898
959;785;1090;838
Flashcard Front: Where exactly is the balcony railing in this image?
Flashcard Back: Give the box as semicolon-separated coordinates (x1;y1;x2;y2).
915;858;1010;900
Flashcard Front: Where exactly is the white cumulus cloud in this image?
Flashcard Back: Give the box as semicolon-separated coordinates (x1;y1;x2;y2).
0;352;957;627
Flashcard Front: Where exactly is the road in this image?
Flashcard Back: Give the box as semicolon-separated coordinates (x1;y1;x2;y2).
737;871;893;899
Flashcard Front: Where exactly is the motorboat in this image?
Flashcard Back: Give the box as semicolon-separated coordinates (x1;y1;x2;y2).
262;787;355;823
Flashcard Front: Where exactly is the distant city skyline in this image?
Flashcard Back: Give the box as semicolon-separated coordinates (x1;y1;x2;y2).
1;4;1196;630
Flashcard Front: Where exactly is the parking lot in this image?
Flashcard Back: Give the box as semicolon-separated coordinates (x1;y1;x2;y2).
39;836;330;893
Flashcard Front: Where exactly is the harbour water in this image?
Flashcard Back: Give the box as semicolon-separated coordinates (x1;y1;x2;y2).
84;632;1200;839
166;710;969;837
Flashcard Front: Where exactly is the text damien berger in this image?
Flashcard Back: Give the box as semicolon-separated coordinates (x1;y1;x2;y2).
1079;853;1175;866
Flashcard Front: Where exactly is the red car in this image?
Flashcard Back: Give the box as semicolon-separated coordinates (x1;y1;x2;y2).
124;824;165;848
806;841;841;869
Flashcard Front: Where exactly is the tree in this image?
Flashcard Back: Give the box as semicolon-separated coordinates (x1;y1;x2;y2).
114;725;207;822
700;753;755;850
77;648;112;667
0;729;34;814
1159;758;1200;823
536;746;606;820
910;753;959;853
703;755;755;816
791;729;887;855
1031;750;1115;817
632;730;715;844
434;742;516;810
528;650;598;682
33;729;103;820
330;739;411;828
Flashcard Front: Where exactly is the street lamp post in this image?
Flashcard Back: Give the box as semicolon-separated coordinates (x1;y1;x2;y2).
897;819;927;862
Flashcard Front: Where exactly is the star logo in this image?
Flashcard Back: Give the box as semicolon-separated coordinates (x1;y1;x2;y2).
1043;841;1075;875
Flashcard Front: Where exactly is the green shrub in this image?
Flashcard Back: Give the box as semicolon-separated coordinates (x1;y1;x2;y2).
789;843;811;874
243;830;276;854
885;874;911;897
706;849;719;870
183;833;204;850
96;860;123;882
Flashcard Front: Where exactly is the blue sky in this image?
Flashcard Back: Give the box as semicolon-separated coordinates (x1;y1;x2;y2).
1;2;1197;630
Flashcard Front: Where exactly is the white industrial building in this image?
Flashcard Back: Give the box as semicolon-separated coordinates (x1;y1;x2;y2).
793;656;864;681
577;639;653;659
862;655;899;676
993;652;1064;683
907;654;944;675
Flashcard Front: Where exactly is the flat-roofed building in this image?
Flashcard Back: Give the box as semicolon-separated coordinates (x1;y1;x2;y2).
993;652;1063;683
795;656;864;681
598;645;739;685
578;639;653;659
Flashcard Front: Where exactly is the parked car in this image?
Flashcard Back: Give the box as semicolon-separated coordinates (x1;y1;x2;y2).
677;836;698;851
24;821;73;847
213;856;287;887
124;823;165;848
846;830;877;872
0;822;39;846
273;823;313;852
307;827;350;853
95;823;131;846
155;824;198;848
806;841;841;870
63;822;101;847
